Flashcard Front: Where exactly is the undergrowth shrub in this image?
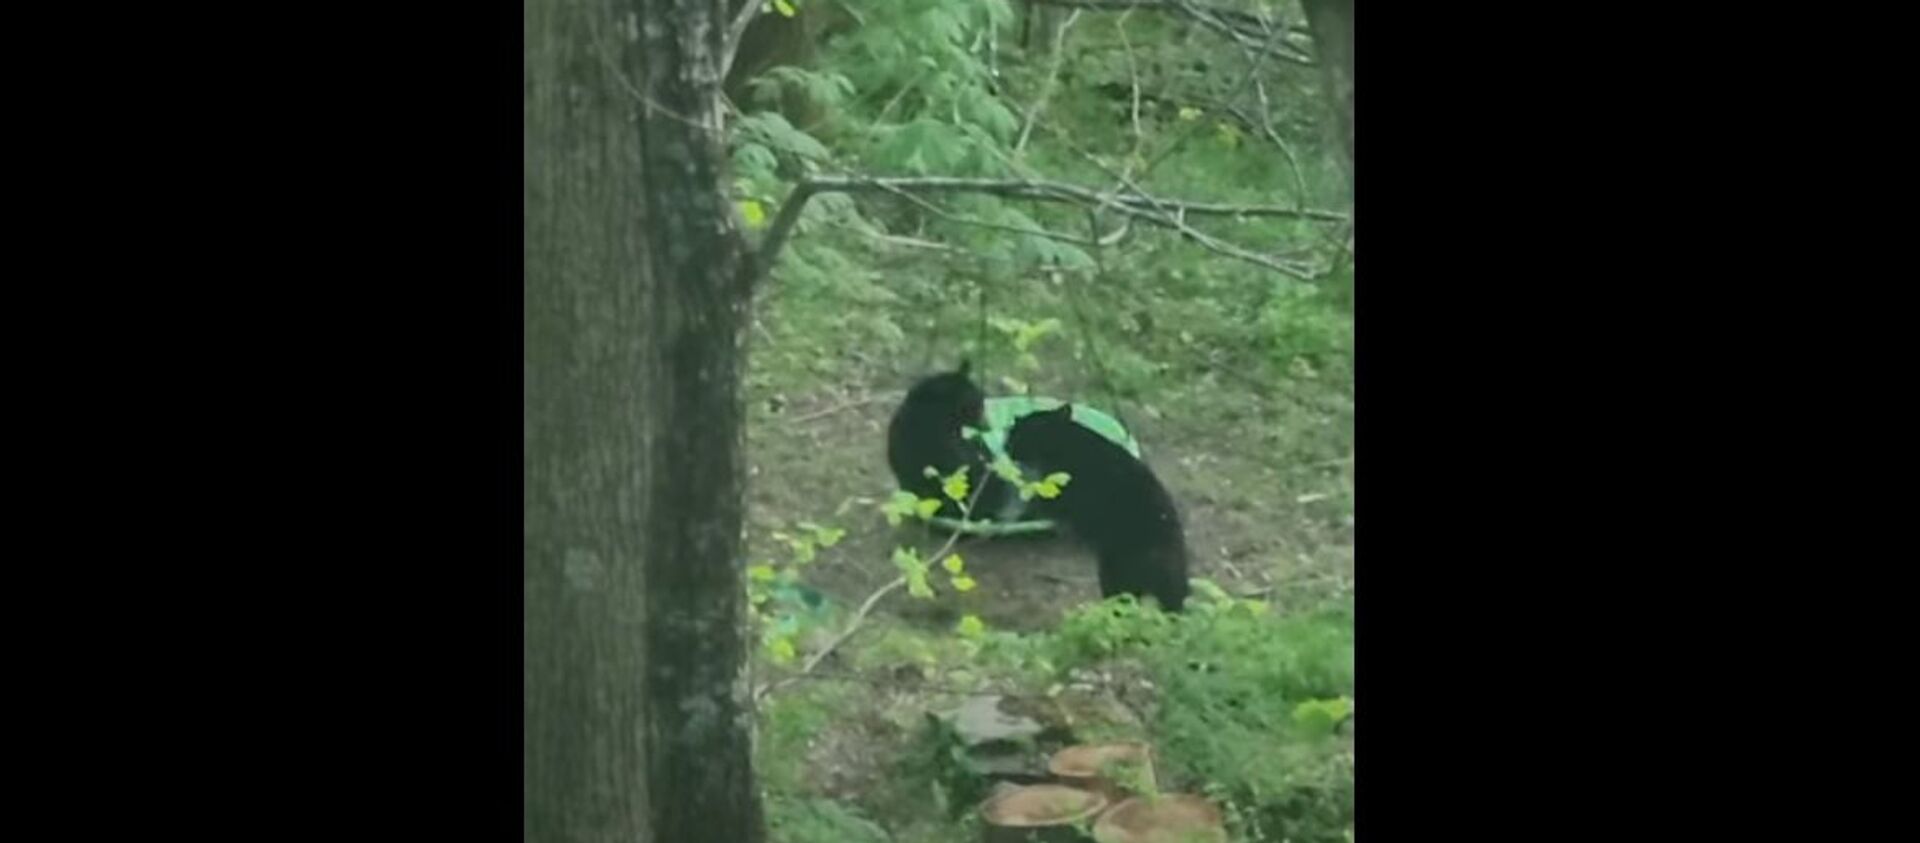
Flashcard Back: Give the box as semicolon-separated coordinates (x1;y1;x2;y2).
1048;589;1356;842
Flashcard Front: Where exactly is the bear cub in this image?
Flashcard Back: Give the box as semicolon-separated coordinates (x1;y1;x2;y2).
886;361;1016;521
1006;404;1190;611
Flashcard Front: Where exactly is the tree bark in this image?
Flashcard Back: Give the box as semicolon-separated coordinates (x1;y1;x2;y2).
525;0;762;840
1302;0;1353;184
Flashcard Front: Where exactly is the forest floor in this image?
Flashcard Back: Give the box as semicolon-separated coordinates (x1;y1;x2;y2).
743;368;1354;634
740;311;1354;840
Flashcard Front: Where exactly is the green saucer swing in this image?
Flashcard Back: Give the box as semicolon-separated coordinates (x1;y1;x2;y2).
925;396;1143;536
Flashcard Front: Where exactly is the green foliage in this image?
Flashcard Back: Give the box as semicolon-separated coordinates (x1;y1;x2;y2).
881;489;944;526
1258;278;1353;377
767;795;890;843
749;65;858;115
757;684;851;792
988;315;1064;373
736;111;833;164
907;710;995;819
748;518;847;665
1037;591;1356;841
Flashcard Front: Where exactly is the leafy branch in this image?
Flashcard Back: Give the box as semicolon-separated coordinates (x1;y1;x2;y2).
753;466;1002;703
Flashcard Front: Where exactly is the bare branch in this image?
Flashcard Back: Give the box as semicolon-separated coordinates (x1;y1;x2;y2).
1116;11;1145;153
752;181;820;286
1251;77;1311;208
1064;146;1318;279
863;231;972;255
790;392;899;423
1032;0;1316;63
1015;9;1084;151
720;0;763;80
750;174;1345;286
871;181;1098;247
800;176;1346;221
1037;0;1311;36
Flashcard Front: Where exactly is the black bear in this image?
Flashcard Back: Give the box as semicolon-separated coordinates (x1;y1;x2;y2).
886;361;1015;521
1006;404;1190;611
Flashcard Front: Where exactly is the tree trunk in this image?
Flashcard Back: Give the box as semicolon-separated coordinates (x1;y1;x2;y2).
1302;0;1354;184
525;0;762;840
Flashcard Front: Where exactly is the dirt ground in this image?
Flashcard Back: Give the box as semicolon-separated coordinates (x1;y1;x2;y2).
743;370;1354;634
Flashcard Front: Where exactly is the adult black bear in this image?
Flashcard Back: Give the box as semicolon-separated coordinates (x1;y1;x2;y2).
1006;404;1190;612
886;362;1015;521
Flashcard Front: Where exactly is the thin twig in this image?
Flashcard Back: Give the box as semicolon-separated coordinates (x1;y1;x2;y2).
1117;11;1144;152
758;465;1000;702
1250;78;1311;208
754;175;1339;285
1029;0;1315;63
804;577;906;674
865;231;973;255
1016;9;1083;152
872;68;930;127
1138;20;1291;176
791;393;896;423
796;176;1346;220
720;0;763;80
873;181;1098;247
1038;0;1314;38
1062;141;1319;278
771;667;1015;698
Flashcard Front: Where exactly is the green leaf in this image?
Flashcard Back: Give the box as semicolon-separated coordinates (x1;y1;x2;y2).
956;614;986;638
941;554;965;575
941;466;971;503
773;0;797;18
892;546;923;571
1291;696;1354;732
738;199;767;228
882;490;920;525
735;112;830;160
731;143;778;180
1215;121;1243;148
747;564;778;583
767;636;798;664
789;539;817;564
1032;472;1071;499
991;456;1022;481
950;573;977;592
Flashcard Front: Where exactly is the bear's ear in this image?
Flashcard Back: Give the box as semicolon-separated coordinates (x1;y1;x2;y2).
957;357;973;377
